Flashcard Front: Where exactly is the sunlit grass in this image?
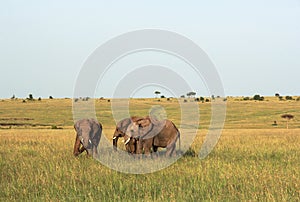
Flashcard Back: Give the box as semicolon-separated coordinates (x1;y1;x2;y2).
0;98;300;200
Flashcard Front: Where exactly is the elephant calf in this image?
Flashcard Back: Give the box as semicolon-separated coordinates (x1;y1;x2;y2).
112;116;143;151
73;119;102;157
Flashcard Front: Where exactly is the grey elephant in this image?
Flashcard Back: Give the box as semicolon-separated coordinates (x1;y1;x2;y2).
125;117;180;157
112;116;143;151
73;119;102;157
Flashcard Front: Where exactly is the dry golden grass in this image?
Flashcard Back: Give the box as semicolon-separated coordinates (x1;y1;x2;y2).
0;98;299;201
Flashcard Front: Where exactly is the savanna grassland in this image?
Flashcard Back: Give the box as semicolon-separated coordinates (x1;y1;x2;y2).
0;97;299;201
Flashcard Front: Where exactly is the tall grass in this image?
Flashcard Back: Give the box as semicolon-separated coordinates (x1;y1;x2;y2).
0;98;300;201
0;128;299;201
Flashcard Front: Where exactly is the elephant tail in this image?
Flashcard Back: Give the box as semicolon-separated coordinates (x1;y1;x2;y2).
177;130;181;153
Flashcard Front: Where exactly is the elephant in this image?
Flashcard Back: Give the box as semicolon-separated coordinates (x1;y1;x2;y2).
73;119;102;157
125;117;180;157
112;116;143;151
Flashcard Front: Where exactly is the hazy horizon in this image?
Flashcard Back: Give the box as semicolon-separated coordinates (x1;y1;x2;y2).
1;1;299;99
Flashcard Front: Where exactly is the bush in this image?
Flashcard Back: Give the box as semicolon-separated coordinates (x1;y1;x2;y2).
183;147;197;157
285;96;293;100
51;125;62;130
253;94;264;101
27;94;34;101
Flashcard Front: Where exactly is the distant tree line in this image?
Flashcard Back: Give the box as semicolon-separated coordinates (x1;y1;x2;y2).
9;94;54;103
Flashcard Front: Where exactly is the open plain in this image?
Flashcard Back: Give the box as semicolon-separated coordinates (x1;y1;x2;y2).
0;97;299;201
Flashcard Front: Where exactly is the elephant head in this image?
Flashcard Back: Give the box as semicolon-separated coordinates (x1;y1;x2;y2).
73;119;102;157
112;116;143;151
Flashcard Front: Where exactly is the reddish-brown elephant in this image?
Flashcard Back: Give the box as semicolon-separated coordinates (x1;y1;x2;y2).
125;117;180;157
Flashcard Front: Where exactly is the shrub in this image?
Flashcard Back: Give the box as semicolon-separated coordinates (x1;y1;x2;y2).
183;147;197;157
253;94;264;101
51;125;62;130
27;94;34;101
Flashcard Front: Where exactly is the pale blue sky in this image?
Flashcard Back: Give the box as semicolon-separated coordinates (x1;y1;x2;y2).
1;1;299;98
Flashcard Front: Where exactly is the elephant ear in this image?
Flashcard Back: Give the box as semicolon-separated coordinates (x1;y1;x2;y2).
89;119;102;139
137;117;151;128
74;120;82;132
149;116;166;127
139;117;167;140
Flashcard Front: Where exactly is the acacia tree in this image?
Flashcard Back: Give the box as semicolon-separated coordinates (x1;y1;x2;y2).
28;94;34;101
186;91;196;98
154;91;161;98
281;114;294;129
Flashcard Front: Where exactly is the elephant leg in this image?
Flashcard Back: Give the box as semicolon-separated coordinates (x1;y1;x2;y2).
144;144;151;158
152;145;159;158
73;136;82;156
165;142;176;157
135;140;143;159
143;139;153;158
92;145;98;157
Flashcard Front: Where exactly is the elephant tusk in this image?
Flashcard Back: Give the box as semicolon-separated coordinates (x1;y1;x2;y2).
124;138;130;145
81;137;84;143
89;139;92;144
113;137;117;140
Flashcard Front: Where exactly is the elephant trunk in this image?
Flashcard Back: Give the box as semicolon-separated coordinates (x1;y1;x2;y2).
73;136;81;156
113;136;118;151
